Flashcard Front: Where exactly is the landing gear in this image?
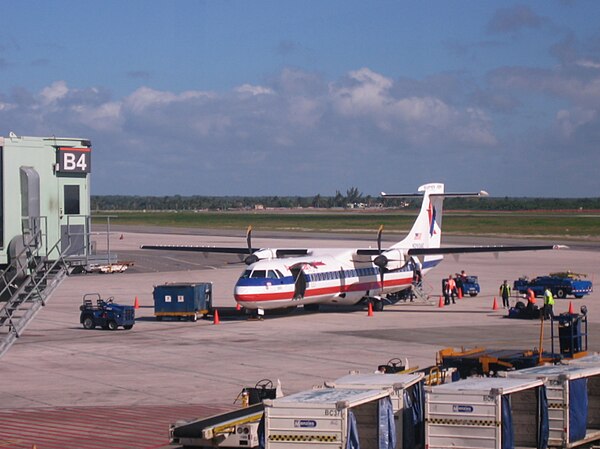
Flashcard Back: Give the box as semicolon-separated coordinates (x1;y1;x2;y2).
371;298;384;312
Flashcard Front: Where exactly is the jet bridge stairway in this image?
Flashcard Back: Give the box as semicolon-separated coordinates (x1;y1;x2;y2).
0;227;71;359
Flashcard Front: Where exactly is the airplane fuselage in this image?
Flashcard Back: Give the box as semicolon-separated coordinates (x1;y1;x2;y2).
233;250;442;310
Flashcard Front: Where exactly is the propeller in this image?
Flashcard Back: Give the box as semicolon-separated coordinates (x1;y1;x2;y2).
373;225;388;291
244;225;259;265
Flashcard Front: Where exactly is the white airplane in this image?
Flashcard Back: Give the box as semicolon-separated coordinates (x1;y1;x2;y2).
141;183;562;313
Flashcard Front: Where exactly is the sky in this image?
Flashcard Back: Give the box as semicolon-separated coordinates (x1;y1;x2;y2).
1;0;599;198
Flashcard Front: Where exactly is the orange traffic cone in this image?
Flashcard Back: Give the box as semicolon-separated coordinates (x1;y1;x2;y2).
438;296;444;308
492;297;498;310
458;288;463;299
568;301;574;314
367;302;374;317
236;303;241;311
134;296;140;309
213;309;220;325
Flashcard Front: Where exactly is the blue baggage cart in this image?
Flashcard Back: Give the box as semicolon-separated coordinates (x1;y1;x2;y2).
153;282;212;321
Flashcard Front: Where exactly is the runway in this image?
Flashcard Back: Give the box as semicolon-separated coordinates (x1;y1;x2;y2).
1;227;598;448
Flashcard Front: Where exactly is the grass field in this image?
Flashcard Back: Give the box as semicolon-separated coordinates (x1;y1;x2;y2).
93;209;600;240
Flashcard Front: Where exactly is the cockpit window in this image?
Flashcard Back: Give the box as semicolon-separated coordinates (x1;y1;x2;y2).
250;270;267;278
240;270;252;279
275;270;284;278
267;270;279;279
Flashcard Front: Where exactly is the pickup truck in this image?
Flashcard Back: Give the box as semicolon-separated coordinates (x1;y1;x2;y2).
513;273;593;299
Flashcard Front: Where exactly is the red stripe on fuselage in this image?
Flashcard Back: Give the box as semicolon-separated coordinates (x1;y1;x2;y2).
234;277;412;302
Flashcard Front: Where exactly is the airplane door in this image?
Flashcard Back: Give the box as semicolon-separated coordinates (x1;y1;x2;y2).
290;267;306;300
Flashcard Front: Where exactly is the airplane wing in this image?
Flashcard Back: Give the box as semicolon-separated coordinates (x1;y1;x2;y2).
140;245;309;257
407;244;567;256
140;245;256;254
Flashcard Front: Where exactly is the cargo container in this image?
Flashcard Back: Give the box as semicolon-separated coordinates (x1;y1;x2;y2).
323;372;425;449
153;282;212;321
426;377;549;449
264;388;396;449
504;363;600;447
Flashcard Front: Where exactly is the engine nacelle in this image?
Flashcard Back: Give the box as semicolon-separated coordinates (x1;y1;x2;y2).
377;249;407;271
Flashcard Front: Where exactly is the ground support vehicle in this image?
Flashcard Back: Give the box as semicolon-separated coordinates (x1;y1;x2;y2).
170;379;279;448
504;362;600;448
514;274;593;299
263;387;396;449
457;274;480;297
153;282;212;321
425;377;548;449
170;403;264;448
79;293;135;330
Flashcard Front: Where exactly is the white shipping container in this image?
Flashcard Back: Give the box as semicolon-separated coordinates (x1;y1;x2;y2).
264;388;395;449
426;377;546;449
506;363;600;447
324;372;425;449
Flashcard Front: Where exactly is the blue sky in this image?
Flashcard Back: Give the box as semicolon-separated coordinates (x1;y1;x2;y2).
1;0;599;197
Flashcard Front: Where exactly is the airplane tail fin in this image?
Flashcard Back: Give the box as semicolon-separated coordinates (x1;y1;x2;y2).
382;183;488;250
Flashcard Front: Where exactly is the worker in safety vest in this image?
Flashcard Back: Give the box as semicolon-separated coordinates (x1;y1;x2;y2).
499;280;511;308
447;275;457;304
544;288;555;319
525;288;537;316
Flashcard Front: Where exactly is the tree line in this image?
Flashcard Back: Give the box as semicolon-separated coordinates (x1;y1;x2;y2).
91;188;600;211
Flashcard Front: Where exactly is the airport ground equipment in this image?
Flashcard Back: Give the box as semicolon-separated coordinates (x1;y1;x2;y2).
79;293;135;330
170;379;279;448
426;376;549;449
323;372;425;449
439;310;589;378
263;387;396;449
503;363;600;447
153;282;212;321
459;274;480;297
170;403;264;448
514;273;593;299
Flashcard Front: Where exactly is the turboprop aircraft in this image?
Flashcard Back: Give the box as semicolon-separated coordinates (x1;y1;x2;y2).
141;183;563;312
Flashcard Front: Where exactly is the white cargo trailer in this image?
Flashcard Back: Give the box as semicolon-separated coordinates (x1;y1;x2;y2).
426;377;548;449
324;372;425;449
264;388;396;449
504;363;600;447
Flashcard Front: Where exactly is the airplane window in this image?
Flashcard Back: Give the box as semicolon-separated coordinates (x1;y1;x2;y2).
241;270;252;279
250;270;267;278
267;270;279;279
275;270;284;278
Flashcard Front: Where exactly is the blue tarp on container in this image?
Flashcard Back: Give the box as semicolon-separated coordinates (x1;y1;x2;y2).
569;378;588;443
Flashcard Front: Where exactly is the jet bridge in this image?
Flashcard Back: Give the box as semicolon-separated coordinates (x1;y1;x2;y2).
0;133;93;358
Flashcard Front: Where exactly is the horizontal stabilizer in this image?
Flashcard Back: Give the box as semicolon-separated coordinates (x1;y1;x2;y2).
381;190;488;198
408;244;566;256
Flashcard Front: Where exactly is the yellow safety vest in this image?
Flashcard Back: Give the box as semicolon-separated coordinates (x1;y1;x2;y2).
544;290;554;306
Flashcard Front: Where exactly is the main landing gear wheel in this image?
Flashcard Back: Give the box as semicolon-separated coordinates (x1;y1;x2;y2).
372;299;384;312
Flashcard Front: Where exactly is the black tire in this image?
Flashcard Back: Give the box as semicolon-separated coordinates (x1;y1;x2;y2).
82;316;95;330
123;325;133;330
107;320;118;331
556;289;566;299
469;293;478;297
574;295;583;299
156;316;163;321
190;314;198;322
373;300;384;312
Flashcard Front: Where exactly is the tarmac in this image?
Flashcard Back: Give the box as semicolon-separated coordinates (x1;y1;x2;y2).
1;227;599;448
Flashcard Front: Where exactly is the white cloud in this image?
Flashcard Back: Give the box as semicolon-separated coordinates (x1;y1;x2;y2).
556;107;597;137
40;80;69;105
235;84;274;96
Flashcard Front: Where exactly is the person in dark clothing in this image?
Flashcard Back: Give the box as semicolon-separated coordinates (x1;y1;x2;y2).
499;280;511;308
442;278;450;305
